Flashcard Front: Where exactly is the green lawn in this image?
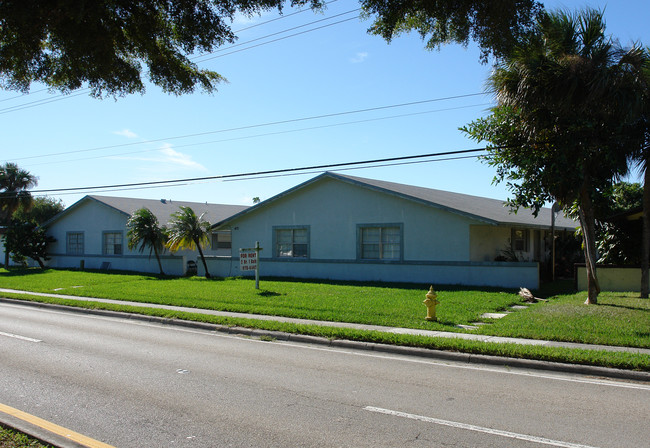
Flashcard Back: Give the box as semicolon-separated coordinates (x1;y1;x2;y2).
0;425;52;448
1;268;649;371
0;268;523;330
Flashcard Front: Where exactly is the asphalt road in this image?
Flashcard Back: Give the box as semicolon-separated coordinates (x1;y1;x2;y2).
1;301;648;448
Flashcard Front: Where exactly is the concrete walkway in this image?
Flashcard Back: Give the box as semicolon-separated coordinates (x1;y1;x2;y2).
2;288;649;356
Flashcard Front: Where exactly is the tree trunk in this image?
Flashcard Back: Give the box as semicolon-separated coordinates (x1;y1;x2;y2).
34;256;45;269
579;186;600;304
154;245;165;276
196;241;211;278
641;165;650;298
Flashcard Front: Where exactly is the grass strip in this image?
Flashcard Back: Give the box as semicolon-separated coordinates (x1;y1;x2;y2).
4;292;649;372
0;424;52;448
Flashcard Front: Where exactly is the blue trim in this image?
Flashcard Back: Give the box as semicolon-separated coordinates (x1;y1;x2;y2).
65;231;85;256
252;257;537;267
356;223;404;261
272;225;310;260
102;230;124;256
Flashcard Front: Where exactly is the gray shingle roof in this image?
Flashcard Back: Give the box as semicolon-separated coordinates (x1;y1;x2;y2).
46;195;249;227
333;173;577;230
214;172;577;230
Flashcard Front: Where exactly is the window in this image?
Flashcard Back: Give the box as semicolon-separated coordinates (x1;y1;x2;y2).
212;231;232;250
66;232;84;255
511;229;529;252
103;232;123;255
274;227;308;258
359;225;402;260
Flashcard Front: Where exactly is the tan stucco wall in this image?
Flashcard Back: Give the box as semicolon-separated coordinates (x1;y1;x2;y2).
576;266;641;292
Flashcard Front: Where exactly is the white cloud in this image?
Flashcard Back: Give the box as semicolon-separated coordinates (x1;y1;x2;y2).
157;145;206;171
111;143;207;172
114;129;138;138
349;52;369;64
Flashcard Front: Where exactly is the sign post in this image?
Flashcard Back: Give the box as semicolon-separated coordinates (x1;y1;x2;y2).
239;241;263;289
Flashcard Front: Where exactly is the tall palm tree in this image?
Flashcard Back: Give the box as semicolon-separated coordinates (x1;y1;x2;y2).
486;8;639;304
127;207;168;276
166;206;212;278
622;47;650;298
0;162;38;267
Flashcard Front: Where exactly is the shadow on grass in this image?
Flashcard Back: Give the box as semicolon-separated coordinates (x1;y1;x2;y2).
601;303;650;313
0;267;51;277
247;275;519;294
257;290;283;297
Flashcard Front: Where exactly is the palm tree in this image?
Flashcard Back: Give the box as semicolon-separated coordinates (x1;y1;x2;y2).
485;8;640;304
0;162;38;267
126;207;168;276
616;47;650;298
166;206;212;278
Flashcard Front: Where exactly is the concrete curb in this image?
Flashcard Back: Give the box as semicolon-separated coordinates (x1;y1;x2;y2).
2;297;650;448
0;414;89;448
3;297;649;383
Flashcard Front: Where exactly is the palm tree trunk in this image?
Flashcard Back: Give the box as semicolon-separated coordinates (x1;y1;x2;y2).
195;240;211;278
153;245;165;276
579;186;600;304
641;164;650;298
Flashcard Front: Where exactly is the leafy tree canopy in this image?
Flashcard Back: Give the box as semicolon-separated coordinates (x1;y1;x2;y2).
5;220;55;269
462;8;647;303
1;0;546;97
12;196;64;225
0;0;321;97
361;0;543;61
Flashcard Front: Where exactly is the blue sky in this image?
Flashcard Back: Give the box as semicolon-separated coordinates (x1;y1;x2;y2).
2;0;649;209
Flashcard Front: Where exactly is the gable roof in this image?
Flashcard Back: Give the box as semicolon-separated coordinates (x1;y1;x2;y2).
44;195;249;227
214;171;577;230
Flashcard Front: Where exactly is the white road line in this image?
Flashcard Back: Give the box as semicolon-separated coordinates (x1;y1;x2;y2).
364;406;599;448
0;331;41;343
2;302;649;391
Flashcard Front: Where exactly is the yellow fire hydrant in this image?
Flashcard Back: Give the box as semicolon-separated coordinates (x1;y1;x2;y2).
423;286;440;321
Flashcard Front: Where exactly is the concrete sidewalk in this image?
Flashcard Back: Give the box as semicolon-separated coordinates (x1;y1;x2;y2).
2;288;649;356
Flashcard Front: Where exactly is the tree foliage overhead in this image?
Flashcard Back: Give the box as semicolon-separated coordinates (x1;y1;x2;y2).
361;0;543;61
0;0;321;97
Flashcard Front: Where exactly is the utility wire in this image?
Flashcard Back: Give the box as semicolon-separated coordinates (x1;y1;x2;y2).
194;9;360;62
231;0;339;34
27;148;488;195
44;154;481;197
23;102;491;167
10;93;487;163
0;90;90;115
0;2;346;114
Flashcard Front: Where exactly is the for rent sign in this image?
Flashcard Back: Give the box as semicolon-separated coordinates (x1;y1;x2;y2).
239;242;263;289
239;250;258;271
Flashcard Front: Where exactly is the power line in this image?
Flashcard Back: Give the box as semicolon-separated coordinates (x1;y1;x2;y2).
231;0;339;34
10;93;487;163
0;90;90;115
43;154;481;197
27;148;488;195
24;102;491;167
0;3;348;115
194;9;360;63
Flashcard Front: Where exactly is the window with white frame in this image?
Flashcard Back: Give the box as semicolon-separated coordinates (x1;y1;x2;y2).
359;225;402;260
103;232;123;255
511;228;529;252
275;227;308;258
212;231;232;250
66;232;84;255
